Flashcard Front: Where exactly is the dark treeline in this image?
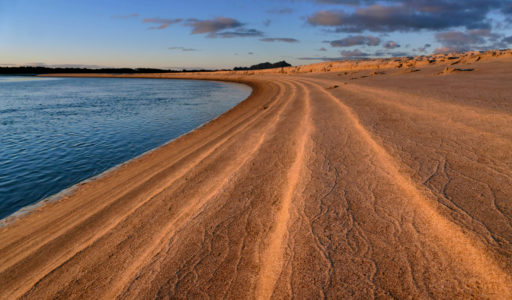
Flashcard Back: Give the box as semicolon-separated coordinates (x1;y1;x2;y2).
0;62;292;75
233;61;291;71
0;66;219;75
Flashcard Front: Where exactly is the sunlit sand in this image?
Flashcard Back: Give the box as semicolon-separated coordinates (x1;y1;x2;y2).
1;50;511;298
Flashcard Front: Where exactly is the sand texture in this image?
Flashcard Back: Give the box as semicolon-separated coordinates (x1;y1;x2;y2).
1;51;512;299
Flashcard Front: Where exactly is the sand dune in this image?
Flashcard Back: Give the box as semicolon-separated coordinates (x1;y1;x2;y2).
1;52;512;299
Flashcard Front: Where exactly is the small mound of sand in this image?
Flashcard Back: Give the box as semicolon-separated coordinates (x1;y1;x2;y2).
439;67;475;75
401;68;420;73
370;71;386;76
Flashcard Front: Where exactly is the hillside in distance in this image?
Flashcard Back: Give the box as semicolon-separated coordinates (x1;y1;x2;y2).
233;60;291;71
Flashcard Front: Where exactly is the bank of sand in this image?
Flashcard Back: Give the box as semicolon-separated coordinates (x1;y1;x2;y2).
1;50;512;298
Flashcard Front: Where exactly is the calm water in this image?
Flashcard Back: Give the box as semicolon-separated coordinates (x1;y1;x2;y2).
0;76;251;219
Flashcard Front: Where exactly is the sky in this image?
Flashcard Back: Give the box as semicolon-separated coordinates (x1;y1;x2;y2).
1;0;512;69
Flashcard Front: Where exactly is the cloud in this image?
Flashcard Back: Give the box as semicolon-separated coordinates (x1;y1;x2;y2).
267;8;294;14
434;28;506;52
186;17;242;35
299;48;416;61
318;47;328;51
248;52;254;55
260;37;299;43
143;18;182;30
307;10;346;26
307;0;510;32
503;3;512;16
314;0;381;4
263;19;271;26
168;46;197;52
436;31;484;48
413;43;431;52
329;35;380;47
111;13;139;19
383;41;400;49
504;36;512;44
217;29;264;38
341;49;369;57
185;17;262;38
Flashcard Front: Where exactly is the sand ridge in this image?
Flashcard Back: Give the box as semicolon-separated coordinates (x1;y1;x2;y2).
1;51;512;298
300;78;511;296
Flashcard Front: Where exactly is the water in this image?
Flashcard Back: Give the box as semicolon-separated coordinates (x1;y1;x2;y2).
0;76;251;219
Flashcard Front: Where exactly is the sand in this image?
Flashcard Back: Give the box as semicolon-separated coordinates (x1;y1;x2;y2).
1;50;512;299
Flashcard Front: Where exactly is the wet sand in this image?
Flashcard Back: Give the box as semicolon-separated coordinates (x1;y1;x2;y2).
1;51;512;298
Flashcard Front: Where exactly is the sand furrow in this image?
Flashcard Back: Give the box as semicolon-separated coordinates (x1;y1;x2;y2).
312;77;512;252
301;78;512;297
117;78;309;299
254;81;312;299
109;80;298;299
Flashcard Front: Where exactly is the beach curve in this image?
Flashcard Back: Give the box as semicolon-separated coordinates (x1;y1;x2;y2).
1;51;512;299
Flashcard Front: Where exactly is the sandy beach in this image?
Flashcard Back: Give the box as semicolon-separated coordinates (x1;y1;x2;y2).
1;50;512;298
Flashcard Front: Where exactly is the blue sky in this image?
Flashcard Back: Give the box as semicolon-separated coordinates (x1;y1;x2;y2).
1;0;511;69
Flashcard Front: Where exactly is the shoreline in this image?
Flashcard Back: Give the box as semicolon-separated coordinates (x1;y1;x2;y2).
1;52;512;298
0;77;254;227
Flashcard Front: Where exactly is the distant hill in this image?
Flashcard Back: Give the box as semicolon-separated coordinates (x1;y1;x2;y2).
233;61;291;71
